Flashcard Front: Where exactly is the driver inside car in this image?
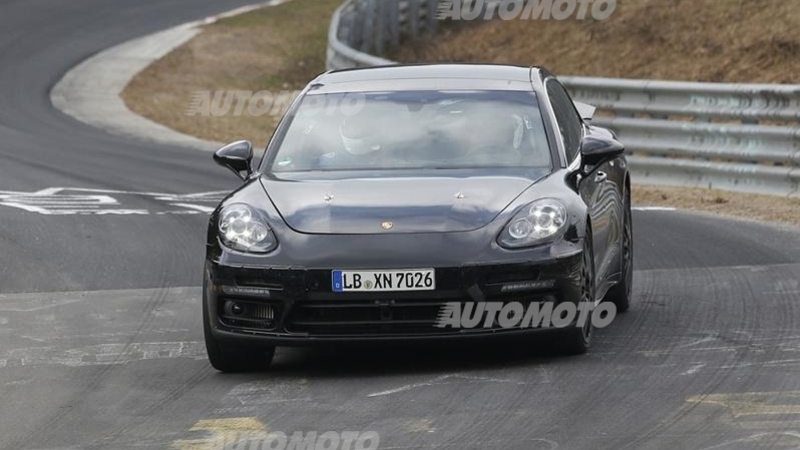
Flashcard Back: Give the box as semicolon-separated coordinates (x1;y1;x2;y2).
318;115;388;169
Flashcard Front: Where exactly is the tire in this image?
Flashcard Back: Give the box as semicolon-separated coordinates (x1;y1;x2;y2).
203;288;275;373
605;186;633;313
559;229;595;355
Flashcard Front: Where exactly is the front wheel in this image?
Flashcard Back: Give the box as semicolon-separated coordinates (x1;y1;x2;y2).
605;186;633;313
559;230;595;355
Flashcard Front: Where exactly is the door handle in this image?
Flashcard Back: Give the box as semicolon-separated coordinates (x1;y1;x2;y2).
594;171;608;183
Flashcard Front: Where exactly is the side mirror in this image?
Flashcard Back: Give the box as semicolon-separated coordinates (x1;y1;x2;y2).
580;135;624;167
214;140;253;180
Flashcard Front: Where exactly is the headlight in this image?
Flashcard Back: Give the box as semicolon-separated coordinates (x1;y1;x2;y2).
218;204;277;253
498;199;567;248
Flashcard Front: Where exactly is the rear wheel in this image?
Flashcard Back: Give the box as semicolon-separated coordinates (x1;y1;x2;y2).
559;230;595;355
203;287;275;373
605;186;633;312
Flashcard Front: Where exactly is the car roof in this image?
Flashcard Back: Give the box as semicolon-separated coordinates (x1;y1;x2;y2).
310;64;542;93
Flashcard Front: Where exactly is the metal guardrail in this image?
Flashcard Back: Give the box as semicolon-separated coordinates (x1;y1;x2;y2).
327;0;800;196
327;0;438;70
560;79;800;196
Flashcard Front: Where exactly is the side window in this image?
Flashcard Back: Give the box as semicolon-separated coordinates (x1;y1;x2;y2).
546;79;583;162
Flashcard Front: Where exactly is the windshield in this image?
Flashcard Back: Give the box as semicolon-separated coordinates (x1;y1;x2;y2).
268;90;552;172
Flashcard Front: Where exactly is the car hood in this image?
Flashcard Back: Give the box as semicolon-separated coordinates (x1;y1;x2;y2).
260;174;540;234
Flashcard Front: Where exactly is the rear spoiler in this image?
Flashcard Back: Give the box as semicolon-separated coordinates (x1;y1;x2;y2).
574;101;596;121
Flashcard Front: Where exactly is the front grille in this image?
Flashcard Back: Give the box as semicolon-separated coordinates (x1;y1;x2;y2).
285;295;551;336
286;299;445;335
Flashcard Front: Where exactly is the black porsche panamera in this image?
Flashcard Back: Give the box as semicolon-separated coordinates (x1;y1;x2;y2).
203;64;633;372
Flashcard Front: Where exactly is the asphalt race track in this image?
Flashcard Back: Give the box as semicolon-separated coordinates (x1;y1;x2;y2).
2;1;800;449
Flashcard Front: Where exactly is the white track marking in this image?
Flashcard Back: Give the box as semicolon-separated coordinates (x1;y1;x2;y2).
0;287;204;368
698;432;800;450
676;335;719;348
171;203;216;213
632;206;676;211
367;373;533;398
367;375;452;397
0;187;226;215
0;341;206;368
681;363;706;375
0;297;88;312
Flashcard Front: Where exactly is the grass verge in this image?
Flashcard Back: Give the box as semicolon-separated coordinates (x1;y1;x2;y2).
392;0;800;83
122;0;342;147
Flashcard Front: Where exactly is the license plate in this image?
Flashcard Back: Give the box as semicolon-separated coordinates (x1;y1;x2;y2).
332;269;435;292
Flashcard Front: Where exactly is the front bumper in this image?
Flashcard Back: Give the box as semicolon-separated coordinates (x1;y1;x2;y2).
204;251;584;346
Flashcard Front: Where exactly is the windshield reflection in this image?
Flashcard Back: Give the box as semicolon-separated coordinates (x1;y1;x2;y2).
270;90;552;172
